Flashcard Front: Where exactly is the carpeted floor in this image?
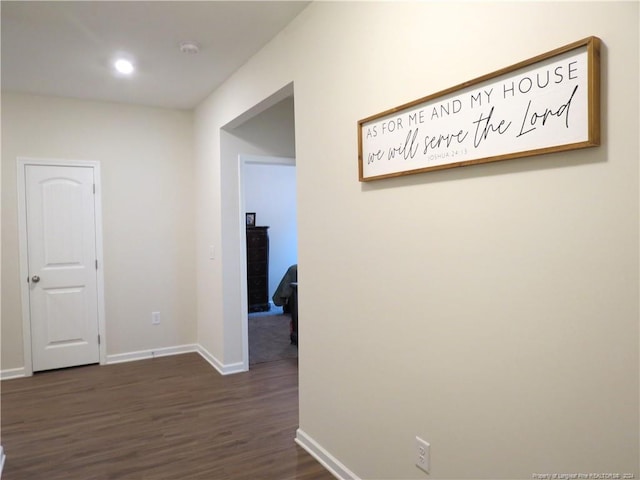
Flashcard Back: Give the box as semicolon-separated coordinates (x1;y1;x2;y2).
249;313;298;365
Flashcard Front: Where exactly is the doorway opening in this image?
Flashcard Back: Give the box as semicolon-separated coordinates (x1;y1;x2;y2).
242;157;298;366
219;83;297;371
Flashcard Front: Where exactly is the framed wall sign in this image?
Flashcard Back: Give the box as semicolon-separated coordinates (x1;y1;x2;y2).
358;36;601;182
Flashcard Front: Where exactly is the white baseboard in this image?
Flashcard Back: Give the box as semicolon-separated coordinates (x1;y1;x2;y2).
0;445;5;478
1;367;26;381
196;344;246;375
295;428;359;480
106;344;197;364
3;343;246;379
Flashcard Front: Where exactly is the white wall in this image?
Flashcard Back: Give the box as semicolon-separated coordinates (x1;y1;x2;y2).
195;2;638;479
244;160;298;302
1;93;196;368
195;85;295;366
232;96;296;159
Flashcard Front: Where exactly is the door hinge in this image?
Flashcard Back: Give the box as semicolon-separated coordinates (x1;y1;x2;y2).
98;334;101;345
95;259;98;270
93;184;96;194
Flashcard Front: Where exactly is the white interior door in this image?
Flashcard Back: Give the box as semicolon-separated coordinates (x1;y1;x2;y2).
25;164;100;372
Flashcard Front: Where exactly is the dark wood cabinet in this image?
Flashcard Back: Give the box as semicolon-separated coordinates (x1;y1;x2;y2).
246;226;270;312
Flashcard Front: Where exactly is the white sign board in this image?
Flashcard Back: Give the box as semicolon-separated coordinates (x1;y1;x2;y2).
358;37;600;181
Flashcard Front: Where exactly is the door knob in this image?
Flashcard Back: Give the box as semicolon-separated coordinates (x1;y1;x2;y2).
31;275;40;283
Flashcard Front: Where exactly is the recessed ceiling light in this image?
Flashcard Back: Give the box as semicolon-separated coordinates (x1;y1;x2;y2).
114;58;134;75
179;42;200;54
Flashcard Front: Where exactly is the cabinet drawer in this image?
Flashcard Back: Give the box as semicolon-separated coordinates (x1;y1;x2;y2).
247;262;267;276
248;290;268;303
247;233;268;247
247;276;267;289
247;247;267;263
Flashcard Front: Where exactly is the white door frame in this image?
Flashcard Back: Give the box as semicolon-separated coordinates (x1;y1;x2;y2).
17;157;107;376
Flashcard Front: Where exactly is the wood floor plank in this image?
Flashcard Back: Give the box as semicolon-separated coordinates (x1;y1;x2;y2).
1;354;335;480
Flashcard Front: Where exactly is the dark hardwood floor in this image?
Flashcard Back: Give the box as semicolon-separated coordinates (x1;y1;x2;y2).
1;353;335;480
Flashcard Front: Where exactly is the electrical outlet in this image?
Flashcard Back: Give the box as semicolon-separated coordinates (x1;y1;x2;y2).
152;312;160;325
415;436;430;473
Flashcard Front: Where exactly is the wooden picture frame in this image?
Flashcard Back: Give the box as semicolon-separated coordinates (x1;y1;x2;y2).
358;36;601;182
246;212;256;227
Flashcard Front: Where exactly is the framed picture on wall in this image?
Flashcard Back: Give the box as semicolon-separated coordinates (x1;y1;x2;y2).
358;36;601;181
246;212;256;227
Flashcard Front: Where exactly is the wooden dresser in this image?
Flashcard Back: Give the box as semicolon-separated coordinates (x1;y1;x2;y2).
246;226;270;312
